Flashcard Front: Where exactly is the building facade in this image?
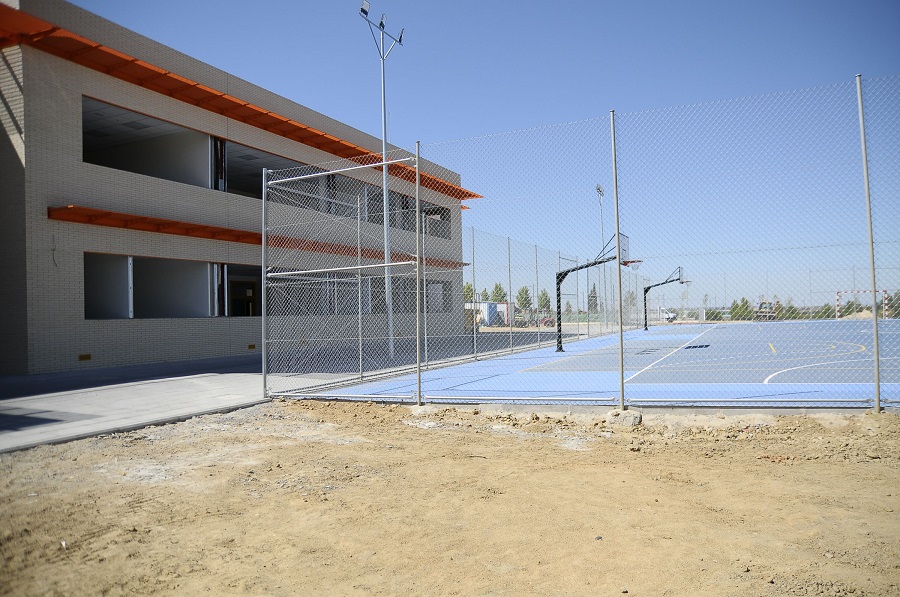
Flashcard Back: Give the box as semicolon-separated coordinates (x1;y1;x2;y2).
0;0;476;375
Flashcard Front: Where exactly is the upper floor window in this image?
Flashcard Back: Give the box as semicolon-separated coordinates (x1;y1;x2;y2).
82;97;452;239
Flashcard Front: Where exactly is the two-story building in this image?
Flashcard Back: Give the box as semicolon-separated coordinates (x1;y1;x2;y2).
0;0;477;374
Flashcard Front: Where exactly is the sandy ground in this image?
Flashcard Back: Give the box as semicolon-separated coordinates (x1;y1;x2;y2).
2;400;899;596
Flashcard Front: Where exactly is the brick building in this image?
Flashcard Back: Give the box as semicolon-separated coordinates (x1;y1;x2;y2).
0;0;476;374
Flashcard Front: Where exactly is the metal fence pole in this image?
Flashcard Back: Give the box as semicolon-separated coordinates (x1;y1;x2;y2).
422;213;429;368
358;189;363;380
471;227;478;358
575;258;581;339
856;74;881;412
508;236;513;352
611;109;626;411
261;168;268;399
415;141;422;405
586;265;591;338
535;244;541;347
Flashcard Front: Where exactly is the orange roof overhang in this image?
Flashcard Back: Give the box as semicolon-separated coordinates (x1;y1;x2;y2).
2;4;480;202
48;205;466;269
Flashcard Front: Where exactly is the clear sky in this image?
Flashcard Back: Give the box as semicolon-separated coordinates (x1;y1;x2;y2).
67;0;900;309
68;0;899;148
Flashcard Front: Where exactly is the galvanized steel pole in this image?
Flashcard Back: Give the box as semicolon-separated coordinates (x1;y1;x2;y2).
611;110;626;411
260;168;268;399
415;141;422;405
856;74;881;412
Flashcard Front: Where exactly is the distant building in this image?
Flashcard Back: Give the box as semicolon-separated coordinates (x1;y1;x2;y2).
1;0;477;374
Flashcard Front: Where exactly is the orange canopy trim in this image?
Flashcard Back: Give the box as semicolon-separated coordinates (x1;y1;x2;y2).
1;4;480;202
48;205;465;270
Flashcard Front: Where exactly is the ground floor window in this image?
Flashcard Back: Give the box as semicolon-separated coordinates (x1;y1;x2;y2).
84;253;261;319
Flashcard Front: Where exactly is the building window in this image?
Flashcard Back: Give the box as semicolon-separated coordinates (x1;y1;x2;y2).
82;97;211;188
425;280;452;313
84;253;261;319
82;97;452;239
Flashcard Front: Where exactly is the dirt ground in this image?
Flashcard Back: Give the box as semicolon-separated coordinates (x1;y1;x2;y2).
2;400;899;596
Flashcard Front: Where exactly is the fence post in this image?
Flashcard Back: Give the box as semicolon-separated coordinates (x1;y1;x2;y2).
856;74;881;412
535;244;541;347
575;258;581;339
471;227;478;359
415;141;422;405
611;109;626;411
508;236;513;352
261;168;268;399
586;266;591;338
358;186;363;380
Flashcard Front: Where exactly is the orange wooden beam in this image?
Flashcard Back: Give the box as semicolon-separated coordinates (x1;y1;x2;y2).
1;4;481;202
48;205;466;269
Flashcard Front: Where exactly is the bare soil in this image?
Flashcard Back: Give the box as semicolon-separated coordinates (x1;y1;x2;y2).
2;400;899;596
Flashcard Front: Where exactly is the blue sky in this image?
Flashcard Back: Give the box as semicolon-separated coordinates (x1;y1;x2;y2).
68;0;900;308
69;0;899;147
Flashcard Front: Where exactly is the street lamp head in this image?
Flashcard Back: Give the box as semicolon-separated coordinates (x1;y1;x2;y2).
596;184;603;196
360;0;370;17
378;13;386;29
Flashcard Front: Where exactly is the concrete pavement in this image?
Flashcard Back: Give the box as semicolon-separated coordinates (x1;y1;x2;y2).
0;355;267;453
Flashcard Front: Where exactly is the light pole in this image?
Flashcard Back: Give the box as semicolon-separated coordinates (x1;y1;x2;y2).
596;184;608;333
360;1;404;358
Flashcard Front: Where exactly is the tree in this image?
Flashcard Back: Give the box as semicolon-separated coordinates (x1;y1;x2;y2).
463;282;474;304
490;283;507;303
887;290;900;318
516;286;533;312
587;284;598;314
537;289;552;314
840;299;864;318
730;297;754;321
481;288;490;302
781;298;802;320
814;303;835;320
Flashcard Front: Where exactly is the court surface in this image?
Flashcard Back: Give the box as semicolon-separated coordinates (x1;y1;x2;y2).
320;320;899;408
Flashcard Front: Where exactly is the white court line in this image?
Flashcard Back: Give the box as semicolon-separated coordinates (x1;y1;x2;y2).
625;325;719;383
763;354;896;384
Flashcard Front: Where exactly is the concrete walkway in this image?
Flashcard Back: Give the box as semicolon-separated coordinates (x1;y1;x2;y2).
0;356;266;453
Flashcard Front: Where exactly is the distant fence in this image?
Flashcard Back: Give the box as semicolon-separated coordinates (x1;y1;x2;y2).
265;75;899;408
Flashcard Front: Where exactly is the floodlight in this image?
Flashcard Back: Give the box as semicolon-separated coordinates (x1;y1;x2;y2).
379;13;386;29
398;28;404;44
360;0;370;17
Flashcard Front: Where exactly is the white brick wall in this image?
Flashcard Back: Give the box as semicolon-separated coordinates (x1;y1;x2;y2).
5;1;467;374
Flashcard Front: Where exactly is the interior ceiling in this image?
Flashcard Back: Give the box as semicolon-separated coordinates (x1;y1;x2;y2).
82;97;187;151
83;97;303;191
225;143;302;187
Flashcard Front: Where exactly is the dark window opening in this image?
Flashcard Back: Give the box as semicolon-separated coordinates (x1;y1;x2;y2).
82;97;210;188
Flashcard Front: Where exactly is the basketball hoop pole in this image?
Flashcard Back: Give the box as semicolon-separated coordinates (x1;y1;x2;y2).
555;255;617;352
642;267;685;330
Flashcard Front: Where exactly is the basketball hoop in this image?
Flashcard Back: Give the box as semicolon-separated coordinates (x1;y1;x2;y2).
621;259;642;271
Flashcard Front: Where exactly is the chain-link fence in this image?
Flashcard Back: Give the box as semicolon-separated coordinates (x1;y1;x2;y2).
264;75;899;408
